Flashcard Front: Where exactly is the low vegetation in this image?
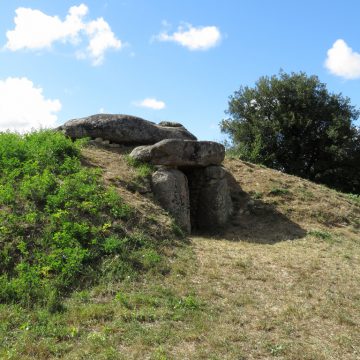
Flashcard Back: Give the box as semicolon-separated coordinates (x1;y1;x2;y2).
0;131;175;310
124;154;155;179
1;132;359;359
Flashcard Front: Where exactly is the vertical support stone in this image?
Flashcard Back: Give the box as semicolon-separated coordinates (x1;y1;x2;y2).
151;168;191;233
198;166;232;230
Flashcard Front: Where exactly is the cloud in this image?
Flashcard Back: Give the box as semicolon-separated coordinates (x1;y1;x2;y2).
0;77;61;132
325;39;360;79
5;4;122;65
156;23;221;51
84;17;121;65
134;98;166;110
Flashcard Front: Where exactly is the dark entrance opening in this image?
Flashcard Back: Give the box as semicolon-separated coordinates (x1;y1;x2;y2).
181;167;205;231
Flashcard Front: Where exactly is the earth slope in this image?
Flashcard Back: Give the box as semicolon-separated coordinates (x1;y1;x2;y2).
80;143;360;360
3;141;359;360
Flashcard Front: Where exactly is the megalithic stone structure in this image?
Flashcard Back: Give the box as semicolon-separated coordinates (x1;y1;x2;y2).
130;139;232;234
58;113;232;234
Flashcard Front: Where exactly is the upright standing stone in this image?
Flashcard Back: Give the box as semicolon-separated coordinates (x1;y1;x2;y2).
151;168;191;233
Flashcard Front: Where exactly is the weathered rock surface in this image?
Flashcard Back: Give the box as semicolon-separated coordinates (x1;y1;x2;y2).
186;166;232;231
151;168;191;233
59;113;232;234
130;139;225;167
157;121;183;127
58;114;197;145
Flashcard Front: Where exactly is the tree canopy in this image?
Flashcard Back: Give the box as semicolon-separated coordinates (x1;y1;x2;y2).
221;71;360;194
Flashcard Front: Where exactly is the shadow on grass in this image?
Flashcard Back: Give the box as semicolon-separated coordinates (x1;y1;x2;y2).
194;170;307;244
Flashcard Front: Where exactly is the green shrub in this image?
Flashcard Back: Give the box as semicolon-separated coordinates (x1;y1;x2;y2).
0;130;161;307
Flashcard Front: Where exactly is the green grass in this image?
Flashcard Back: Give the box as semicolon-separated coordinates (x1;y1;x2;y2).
2;134;359;359
0;245;206;360
269;187;291;196
308;229;335;244
308;229;332;239
0;131;168;309
345;193;360;205
250;191;263;200
124;154;155;178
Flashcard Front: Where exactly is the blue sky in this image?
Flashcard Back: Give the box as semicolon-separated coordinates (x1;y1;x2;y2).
1;0;360;140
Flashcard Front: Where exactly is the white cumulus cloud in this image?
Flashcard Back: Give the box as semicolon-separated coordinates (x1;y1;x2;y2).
156;23;221;51
84;17;121;65
5;4;122;65
0;77;61;132
325;39;360;79
134;98;166;110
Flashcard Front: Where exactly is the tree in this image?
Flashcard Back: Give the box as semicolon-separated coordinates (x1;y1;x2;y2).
221;71;360;194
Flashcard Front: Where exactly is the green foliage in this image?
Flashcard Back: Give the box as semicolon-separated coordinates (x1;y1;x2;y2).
345;193;360;205
269;187;291;196
125;154;155;178
221;70;360;194
308;229;333;241
171;294;202;311
0;131;161;307
250;191;263;200
170;220;186;238
114;289;203;315
267;343;285;356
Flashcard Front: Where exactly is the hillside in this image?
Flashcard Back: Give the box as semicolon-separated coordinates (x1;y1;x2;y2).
1;137;360;359
82;143;359;243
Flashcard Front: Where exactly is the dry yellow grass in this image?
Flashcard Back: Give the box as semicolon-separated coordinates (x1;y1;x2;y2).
224;158;359;236
184;234;360;359
83;145;360;359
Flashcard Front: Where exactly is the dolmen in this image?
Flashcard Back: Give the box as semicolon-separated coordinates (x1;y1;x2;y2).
59;114;232;234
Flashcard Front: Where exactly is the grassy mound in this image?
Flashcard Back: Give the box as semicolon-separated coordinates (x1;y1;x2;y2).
1;134;359;359
0;131;172;309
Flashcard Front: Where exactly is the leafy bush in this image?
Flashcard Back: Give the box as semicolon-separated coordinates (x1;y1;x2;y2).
0;131;160;307
221;71;360;194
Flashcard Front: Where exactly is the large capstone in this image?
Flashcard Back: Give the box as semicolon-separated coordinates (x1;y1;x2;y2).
58;114;196;145
151;168;191;233
185;166;232;231
130;139;225;167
